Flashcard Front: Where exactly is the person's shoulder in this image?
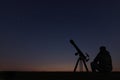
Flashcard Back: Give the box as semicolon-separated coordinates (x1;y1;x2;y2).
105;50;111;56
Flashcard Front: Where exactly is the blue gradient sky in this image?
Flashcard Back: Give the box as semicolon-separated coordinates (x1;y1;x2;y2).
0;0;120;71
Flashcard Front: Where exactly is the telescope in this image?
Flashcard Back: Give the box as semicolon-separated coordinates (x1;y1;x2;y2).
70;39;89;72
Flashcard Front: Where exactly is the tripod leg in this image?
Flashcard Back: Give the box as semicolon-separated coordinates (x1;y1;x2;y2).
74;58;80;72
80;60;83;72
82;59;89;72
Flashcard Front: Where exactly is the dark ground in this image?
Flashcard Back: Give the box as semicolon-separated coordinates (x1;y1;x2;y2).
0;71;120;80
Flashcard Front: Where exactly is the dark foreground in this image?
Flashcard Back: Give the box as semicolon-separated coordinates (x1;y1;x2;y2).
0;71;120;80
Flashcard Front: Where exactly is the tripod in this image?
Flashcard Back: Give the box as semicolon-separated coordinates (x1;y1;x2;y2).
74;54;89;72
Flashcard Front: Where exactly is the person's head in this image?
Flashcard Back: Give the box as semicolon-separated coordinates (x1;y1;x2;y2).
100;46;106;52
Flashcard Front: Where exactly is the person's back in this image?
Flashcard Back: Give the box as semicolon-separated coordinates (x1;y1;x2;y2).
91;46;112;72
98;50;112;72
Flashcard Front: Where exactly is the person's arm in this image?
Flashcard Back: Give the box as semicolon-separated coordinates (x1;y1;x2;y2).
93;53;101;63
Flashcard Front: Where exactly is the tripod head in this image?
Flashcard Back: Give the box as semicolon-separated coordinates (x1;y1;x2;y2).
75;52;89;62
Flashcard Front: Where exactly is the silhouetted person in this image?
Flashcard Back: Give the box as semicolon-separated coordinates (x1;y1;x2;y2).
91;46;112;72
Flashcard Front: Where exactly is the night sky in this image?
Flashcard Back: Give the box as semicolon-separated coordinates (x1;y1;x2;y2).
0;0;120;71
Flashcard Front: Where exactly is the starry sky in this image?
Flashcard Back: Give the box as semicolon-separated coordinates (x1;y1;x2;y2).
0;0;120;71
